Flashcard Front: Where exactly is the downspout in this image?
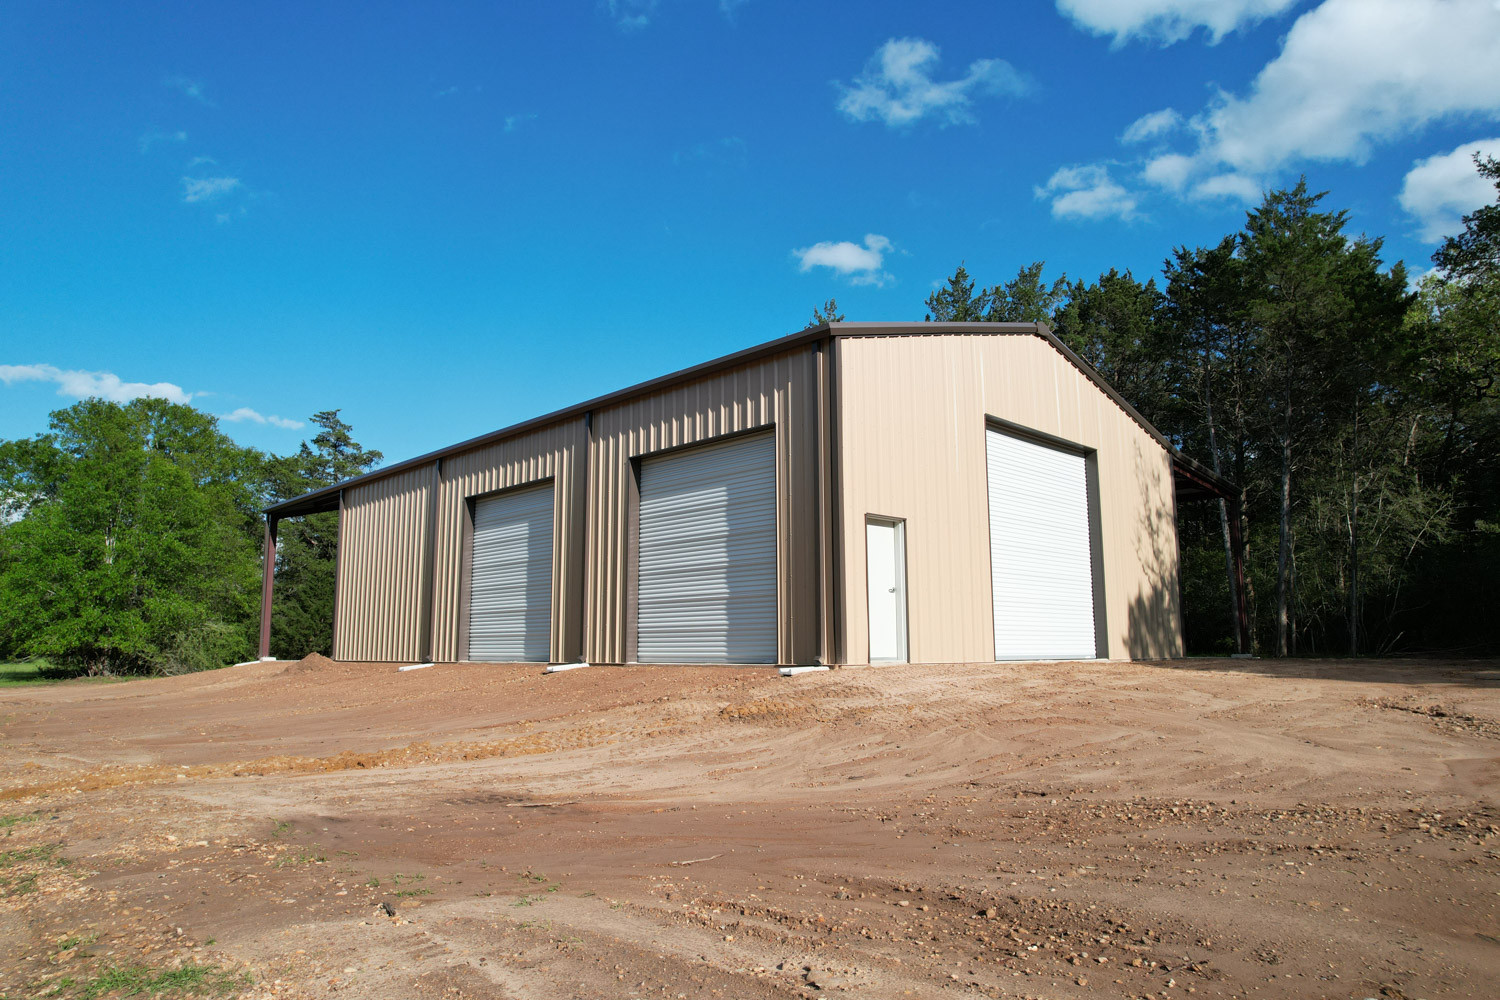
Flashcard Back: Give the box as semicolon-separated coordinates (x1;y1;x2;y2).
257;515;279;660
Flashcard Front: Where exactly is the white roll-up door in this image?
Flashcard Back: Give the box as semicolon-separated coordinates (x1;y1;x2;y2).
986;427;1097;660
468;483;554;662
637;433;778;664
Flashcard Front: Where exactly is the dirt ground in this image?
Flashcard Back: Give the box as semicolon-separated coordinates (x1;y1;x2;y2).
1;656;1497;1000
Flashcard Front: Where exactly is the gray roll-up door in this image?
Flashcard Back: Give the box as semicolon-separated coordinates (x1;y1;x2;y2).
986;427;1097;660
637;433;777;664
468;483;554;662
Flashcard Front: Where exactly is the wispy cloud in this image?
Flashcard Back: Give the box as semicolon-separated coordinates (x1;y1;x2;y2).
1057;0;1298;46
221;407;303;430
1399;138;1500;243
0;364;194;405
1035;164;1140;221
836;37;1030;129
673;136;747;168
0;364;303;430
606;0;657;30
792;233;895;286
181;176;242;203
138;129;187;154
163;75;213;106
504;113;539;133
1120;108;1182;145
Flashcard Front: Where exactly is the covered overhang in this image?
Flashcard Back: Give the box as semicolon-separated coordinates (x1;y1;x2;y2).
1169;453;1250;655
256;488;343;659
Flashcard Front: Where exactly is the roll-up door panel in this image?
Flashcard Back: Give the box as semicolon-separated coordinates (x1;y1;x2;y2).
637;433;777;664
986;428;1097;660
468;483;554;662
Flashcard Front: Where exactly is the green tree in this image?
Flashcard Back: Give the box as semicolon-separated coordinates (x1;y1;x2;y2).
925;263;990;321
264;411;382;659
804;298;845;329
986;261;1069;324
0;399;265;674
1433;154;1500;282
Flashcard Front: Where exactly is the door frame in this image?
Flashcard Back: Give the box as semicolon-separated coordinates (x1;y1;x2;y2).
458;477;557;663
982;417;1108;661
864;514;909;664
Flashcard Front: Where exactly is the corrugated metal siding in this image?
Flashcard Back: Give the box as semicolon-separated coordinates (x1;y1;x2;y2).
585;346;822;665
835;333;1181;663
431;421;585;663
333;464;432;662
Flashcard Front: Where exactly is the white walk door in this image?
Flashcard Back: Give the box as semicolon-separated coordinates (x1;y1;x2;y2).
637;433;778;664
866;519;908;662
986;428;1097;660
468;483;554;662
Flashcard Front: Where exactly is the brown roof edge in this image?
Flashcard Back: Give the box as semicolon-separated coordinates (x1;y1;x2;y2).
266;321;1232;517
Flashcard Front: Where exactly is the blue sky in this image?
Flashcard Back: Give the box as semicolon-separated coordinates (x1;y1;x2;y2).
4;0;1499;466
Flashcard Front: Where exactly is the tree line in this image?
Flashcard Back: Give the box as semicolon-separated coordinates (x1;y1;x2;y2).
3;166;1496;674
0;407;379;674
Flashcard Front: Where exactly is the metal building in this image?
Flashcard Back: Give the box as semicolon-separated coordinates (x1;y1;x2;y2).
259;322;1244;667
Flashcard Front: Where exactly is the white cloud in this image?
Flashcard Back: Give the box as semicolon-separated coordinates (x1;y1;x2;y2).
1121;108;1183;144
792;233;894;286
606;0;657;30
164;75;212;106
138;129;187;154
1399;138;1500;242
181;176;241;203
1035;164;1139;221
0;364;194;405
503;113;538;133
836;37;1030;128
1057;0;1298;45
1136;0;1500;202
221;407;303;430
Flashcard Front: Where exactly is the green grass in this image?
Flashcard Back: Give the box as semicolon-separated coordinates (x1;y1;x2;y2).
0;659;116;686
50;963;251;998
0;812;39;829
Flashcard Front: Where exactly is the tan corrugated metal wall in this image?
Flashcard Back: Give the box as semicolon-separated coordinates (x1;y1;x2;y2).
584;345;823;665
834;333;1182;663
332;464;433;661
429;421;586;663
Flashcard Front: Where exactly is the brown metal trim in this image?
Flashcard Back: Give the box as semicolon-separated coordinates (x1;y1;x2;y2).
815;339;834;664
623;457;641;664
1084;454;1110;659
983;418;1109;660
330;490;344;657
562;422;589;664
257;516;278;659
985;412;1096;458
456;494;475;662
456;477;558;662
267;322;1233;519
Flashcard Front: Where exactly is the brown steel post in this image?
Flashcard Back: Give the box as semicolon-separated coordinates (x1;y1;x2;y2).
257;516;278;659
1228;498;1250;654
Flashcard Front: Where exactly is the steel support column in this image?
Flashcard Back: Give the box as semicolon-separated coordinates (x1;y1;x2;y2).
257;516;279;659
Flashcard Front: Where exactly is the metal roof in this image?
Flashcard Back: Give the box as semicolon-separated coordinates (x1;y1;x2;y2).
266;321;1235;519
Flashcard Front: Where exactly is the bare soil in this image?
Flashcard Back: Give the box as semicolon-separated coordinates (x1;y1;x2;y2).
1;655;1497;999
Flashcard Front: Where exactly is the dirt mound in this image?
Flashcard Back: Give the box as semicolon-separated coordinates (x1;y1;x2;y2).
281;651;340;674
